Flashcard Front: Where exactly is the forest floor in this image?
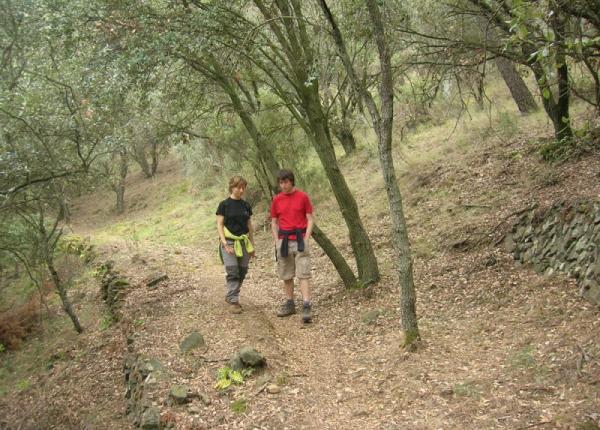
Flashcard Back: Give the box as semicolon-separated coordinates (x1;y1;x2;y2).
1;109;600;429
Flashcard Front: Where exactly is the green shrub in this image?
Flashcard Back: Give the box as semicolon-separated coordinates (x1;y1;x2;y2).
214;366;253;390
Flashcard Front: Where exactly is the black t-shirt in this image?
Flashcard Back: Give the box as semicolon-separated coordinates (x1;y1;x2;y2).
216;198;252;236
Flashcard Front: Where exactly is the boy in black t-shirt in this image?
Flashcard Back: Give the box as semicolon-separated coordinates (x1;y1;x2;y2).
216;176;255;314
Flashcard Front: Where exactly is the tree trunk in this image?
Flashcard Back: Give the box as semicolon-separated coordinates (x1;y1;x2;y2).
301;86;379;285
320;0;419;344
133;142;153;178
333;120;357;155
312;224;357;288
524;10;572;142
495;57;538;114
47;258;82;333
115;149;128;214
211;61;280;196
150;140;159;176
365;0;420;345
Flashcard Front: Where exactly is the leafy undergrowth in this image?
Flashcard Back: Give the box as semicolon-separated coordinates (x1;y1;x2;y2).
1;99;599;429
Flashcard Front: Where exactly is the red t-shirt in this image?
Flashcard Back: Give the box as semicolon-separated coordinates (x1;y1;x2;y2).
270;189;313;239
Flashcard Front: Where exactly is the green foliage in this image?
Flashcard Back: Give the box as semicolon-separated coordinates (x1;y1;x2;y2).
497;111;519;139
230;398;247;413
15;379;31;392
133;318;145;327
99;313;114;331
214;366;253;390
0;343;5;353
58;235;95;263
538;137;587;162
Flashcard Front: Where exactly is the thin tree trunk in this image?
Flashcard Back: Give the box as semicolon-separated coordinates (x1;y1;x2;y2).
150;140;159;176
47;258;82;333
333;120;357;155
133;142;152;178
495;57;538;113
301;87;379;285
552;9;573;142
114;149;128;214
320;0;420;345
312;224;357;288
365;0;419;345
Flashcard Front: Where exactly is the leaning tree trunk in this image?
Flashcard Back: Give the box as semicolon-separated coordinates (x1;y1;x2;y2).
133;142;153;178
47;257;82;333
250;0;379;286
496;57;538;114
302;86;379;285
312;224;357;288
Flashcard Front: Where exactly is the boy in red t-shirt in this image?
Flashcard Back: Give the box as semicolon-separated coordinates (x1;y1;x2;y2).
270;169;314;323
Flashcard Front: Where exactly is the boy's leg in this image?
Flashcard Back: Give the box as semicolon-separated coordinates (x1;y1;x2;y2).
277;279;296;317
276;240;297;317
296;240;312;323
299;278;311;302
284;279;294;300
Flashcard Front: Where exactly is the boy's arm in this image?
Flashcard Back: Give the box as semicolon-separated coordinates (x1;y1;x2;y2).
306;213;314;240
271;217;279;244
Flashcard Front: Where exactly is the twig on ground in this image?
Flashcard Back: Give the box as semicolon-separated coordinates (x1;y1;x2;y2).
516;420;553;429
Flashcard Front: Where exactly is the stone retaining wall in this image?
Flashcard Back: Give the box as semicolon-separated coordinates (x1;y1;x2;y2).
98;261;130;321
124;353;163;429
506;201;600;305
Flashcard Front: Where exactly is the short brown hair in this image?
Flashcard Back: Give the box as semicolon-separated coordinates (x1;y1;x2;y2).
277;169;295;185
228;175;248;192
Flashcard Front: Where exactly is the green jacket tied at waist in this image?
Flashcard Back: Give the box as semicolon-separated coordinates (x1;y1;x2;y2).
219;227;254;262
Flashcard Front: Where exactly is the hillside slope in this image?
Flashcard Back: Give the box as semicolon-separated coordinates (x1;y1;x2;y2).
1;103;599;429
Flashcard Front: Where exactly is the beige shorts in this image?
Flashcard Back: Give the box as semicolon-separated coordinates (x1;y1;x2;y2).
276;239;312;280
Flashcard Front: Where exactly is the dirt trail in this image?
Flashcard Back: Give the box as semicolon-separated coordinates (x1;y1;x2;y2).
114;237;402;429
100;218;600;430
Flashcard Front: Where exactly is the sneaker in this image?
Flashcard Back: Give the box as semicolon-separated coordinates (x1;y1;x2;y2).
276;300;296;317
227;302;243;314
302;303;312;324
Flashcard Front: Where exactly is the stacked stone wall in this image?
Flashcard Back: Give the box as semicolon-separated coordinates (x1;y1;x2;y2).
506;200;600;305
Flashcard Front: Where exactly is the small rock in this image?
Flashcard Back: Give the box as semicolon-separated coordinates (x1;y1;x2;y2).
238;346;266;367
361;309;383;325
140;407;161;429
188;404;202;415
199;392;211;406
169;385;189;405
352;408;370;417
229;354;244;371
266;384;281;394
146;273;169;288
180;331;206;353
